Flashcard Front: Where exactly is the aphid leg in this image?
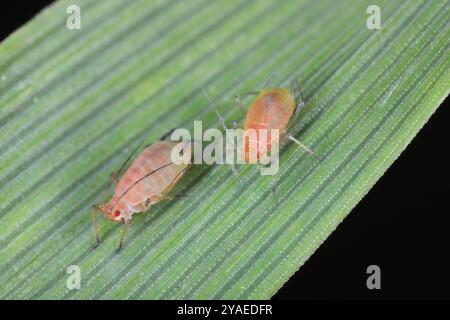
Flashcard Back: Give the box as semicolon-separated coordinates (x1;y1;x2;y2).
285;78;306;133
256;162;278;197
92;205;101;247
284;78;320;160
117;221;130;252
110;172;119;184
230;120;246;162
291;77;304;101
158;194;178;201
159;165;191;201
286;134;320;160
269;154;279;197
271;176;278;198
201;84;240;183
257;155;279;197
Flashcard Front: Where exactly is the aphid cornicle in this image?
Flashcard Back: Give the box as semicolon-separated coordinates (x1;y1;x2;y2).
92;134;193;251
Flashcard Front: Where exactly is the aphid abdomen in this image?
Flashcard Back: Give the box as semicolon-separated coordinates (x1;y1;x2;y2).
115;141;189;210
243;88;295;161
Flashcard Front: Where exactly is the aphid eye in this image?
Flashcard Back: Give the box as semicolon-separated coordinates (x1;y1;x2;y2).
114;210;121;217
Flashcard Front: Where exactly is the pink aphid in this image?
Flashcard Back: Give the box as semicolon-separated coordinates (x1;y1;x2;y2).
92;138;193;251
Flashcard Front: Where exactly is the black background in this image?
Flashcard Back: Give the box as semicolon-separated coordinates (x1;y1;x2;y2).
1;0;449;300
273;103;449;300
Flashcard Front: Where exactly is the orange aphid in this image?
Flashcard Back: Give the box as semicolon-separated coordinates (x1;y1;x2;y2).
242;88;295;162
237;77;318;165
204;77;318;188
92;138;193;251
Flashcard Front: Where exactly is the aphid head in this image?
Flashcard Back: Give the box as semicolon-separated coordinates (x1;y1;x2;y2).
100;200;131;223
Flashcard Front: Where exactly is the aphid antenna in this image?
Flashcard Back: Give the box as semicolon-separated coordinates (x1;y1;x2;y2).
92;182;116;248
200;84;241;183
263;73;277;89
200;84;225;127
91;205;101;247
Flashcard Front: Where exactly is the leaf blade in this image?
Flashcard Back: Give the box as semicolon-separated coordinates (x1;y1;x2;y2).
0;0;448;299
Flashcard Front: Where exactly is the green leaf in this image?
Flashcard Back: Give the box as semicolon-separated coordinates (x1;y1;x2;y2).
0;0;448;299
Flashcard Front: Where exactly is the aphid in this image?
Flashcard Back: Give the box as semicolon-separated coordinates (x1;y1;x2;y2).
236;76;317;162
92;133;193;251
203;76;318;191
